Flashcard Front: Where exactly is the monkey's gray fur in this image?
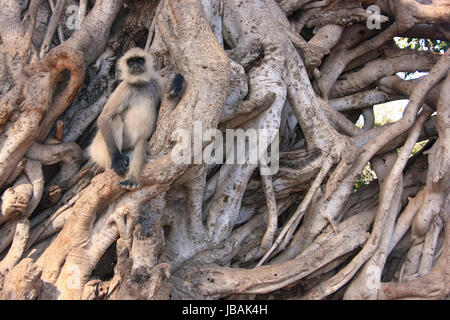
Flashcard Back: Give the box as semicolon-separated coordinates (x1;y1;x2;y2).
88;47;183;190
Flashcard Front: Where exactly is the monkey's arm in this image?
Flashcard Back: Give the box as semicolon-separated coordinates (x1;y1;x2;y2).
97;82;130;175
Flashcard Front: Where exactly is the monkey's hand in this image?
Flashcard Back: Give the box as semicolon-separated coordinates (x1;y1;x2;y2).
112;151;129;176
168;74;185;99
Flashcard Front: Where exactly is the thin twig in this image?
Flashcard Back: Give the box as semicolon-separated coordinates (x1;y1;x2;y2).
41;0;67;58
257;153;335;266
48;0;65;43
145;2;163;52
257;166;278;257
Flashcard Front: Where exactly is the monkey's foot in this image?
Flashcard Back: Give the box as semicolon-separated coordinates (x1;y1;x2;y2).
119;180;139;190
112;151;129;177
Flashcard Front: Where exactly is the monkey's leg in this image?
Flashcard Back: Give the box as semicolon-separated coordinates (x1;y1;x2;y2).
98;114;128;176
112;115;124;152
87;116;123;172
120;138;145;190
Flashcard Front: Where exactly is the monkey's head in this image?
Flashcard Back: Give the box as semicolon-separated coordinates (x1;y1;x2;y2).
118;47;155;84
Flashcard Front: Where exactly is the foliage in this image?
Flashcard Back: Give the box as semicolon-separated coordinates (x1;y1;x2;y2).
353;162;377;191
395;37;448;53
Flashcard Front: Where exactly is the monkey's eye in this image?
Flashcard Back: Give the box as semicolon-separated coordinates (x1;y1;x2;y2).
127;57;145;67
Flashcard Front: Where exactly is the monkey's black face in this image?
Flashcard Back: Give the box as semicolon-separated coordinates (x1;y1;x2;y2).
127;57;146;75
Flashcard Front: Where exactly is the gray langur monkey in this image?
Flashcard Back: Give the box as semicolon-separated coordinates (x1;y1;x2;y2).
88;47;184;189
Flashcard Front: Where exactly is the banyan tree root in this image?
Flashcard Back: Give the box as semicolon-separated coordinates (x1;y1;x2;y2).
26;142;82;205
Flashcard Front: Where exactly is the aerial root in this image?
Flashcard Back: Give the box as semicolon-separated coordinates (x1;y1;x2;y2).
256;152;336;266
257;165;278;258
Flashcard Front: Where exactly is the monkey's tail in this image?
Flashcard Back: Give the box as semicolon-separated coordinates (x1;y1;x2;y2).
168;74;185;99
